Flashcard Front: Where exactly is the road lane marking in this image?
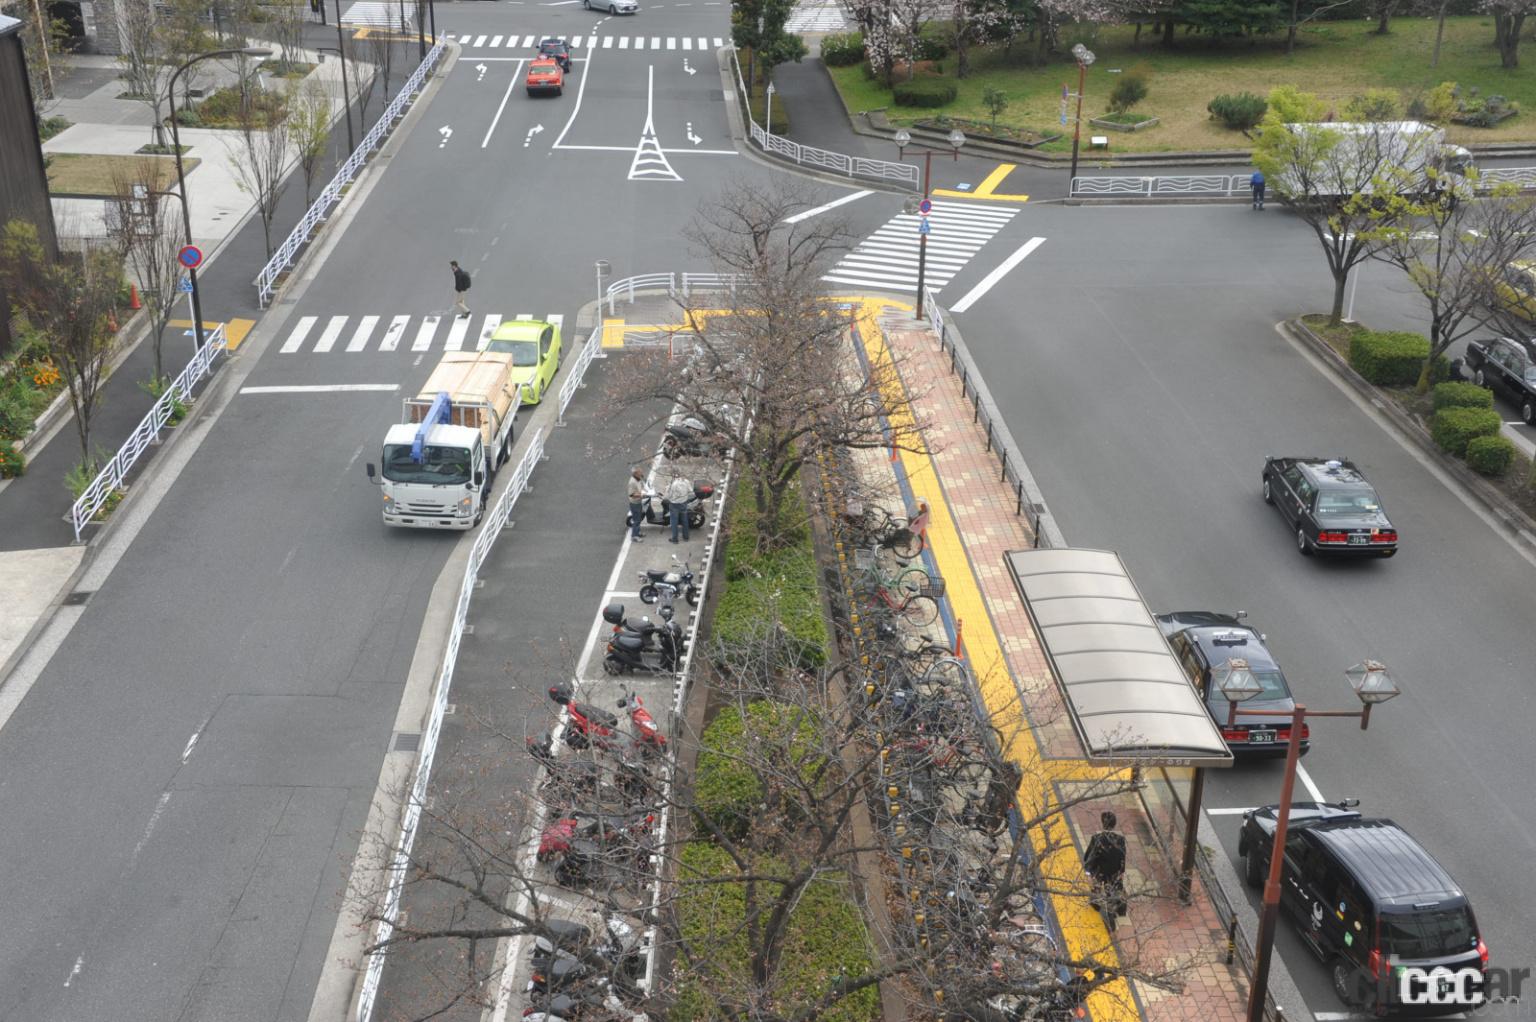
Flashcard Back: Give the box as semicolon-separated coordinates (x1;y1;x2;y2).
240;384;402;393
1206;807;1253;815
445;315;471;351
619;35;630;47
477;314;503;350
490;34;502;45
602;318;626;348
682;36;691;48
934;161;1031;202
412;316;440;351
602;34;613;47
1297;762;1325;803
522;33;536;46
651;35;661;48
553;41;596;149
380;314;409;351
948;236;1046;313
483;59;527;148
314;315;348;353
280;315;317;353
473;34;486;46
347;314;380;352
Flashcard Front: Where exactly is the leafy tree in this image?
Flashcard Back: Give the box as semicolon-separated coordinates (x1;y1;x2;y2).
1176;0;1284;38
0;221;125;472
106;160;187;385
732;0;800;90
1344;88;1400;122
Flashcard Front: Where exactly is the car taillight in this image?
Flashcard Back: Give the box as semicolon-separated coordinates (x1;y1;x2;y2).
1373;530;1398;543
1318;531;1349;544
1221;729;1246;742
1478;938;1489;965
1299;723;1310;741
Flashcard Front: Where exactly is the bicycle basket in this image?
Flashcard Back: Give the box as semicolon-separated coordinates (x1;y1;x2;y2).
854;547;876;571
919;575;946;599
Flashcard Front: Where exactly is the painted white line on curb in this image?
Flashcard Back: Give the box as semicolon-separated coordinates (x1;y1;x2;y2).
948;236;1046;314
239;384;400;393
784;189;873;224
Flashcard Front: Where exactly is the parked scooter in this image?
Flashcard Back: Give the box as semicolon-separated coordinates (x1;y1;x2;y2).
661;417;731;460
617;689;667;757
628;481;713;532
637;556;699;609
538;811;656;862
602;604;684;674
549;685;620;750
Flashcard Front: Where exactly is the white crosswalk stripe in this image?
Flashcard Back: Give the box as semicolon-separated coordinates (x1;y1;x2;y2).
620;35;630;48
276;313;566;355
822;201;1018;292
490;34;503;46
453;32;728;50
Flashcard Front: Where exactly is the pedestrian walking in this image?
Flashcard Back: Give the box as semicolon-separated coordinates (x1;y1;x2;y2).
665;472;693;543
627;468;646;542
1083;810;1128;931
451;260;472;318
1250;169;1266;210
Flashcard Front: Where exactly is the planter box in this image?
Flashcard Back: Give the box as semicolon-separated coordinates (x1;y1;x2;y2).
1089;116;1160;133
912;119;1061;150
1452;109;1517;127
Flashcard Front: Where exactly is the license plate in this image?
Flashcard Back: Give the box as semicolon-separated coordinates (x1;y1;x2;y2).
1349;534;1369;545
1248;730;1276;743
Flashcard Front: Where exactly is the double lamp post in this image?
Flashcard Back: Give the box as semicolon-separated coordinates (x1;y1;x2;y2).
894;127;966;320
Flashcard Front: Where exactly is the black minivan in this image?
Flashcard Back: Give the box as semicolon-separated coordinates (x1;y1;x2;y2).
1239;801;1487;1016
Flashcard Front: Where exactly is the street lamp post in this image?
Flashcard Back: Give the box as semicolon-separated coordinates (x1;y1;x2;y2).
895;127;966;320
166;46;272;350
1217;658;1401;1022
1068;43;1096;186
316;46;356;155
765;80;776;136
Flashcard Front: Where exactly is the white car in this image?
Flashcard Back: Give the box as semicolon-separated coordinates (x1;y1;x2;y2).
584;0;638;12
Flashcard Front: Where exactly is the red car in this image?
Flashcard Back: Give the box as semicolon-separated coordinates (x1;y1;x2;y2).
526;57;563;96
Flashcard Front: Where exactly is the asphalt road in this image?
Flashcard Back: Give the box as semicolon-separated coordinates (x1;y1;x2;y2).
948;201;1536;1018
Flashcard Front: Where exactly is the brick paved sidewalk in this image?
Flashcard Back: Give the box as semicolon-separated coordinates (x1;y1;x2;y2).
856;300;1253;1022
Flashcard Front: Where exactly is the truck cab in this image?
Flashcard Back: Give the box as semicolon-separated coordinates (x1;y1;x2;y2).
370;421;486;529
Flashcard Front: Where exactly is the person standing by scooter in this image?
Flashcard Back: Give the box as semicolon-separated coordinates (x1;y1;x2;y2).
627;468;646;543
665;473;692;543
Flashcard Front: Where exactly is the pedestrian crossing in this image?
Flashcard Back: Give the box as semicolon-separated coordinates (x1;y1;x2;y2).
276;312;564;355
342;1;413;27
443;31;726;51
785;1;847;32
822;201;1018;292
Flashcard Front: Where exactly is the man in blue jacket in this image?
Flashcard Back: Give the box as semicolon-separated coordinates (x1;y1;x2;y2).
1251;170;1266;210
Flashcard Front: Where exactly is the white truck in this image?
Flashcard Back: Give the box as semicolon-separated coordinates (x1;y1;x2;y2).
365;350;522;529
1278;120;1473;199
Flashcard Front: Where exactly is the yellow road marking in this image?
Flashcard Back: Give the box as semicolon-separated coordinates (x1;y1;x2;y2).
601;319;627;348
850;296;1137;1022
933;162;1030;203
222;318;255;350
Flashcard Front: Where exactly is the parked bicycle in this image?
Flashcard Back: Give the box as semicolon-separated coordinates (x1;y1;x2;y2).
842;499;929;559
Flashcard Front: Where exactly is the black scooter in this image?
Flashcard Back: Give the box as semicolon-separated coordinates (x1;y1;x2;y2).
628;482;713;532
602;603;684;674
637;556;700;608
661;417;730;460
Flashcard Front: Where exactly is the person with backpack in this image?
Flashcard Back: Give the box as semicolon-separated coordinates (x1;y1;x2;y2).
451;260;472;318
1084;810;1128;930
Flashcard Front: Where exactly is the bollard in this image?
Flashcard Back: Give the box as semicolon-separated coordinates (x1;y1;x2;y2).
954;618;965;659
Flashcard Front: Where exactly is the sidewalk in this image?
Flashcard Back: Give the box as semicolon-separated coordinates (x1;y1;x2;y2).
845;295;1265;1022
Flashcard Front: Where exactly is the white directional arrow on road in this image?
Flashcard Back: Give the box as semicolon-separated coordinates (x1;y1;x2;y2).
475;62;487;80
439;125;453;148
686;122;702;146
524;124;545;148
682;57;696;76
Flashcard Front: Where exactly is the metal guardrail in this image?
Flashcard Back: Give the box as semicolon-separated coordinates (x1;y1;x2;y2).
921;286;1058;547
69;325;228;541
1071;166;1536;198
254;42;446;306
556;331;603;425
354;425;548;1022
602;271;746;315
727;48;918;191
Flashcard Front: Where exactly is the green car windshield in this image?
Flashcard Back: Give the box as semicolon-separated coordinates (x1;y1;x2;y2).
382;443;473;485
487;338;539;366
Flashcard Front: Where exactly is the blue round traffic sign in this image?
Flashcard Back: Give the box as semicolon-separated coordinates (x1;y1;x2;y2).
918;198;932;216
178;245;203;270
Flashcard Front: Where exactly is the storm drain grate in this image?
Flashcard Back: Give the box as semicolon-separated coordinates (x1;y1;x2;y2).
394;732;422;753
63;590;94;606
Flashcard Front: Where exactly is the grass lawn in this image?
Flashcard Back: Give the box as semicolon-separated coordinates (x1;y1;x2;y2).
826;16;1536;154
46;153;200;198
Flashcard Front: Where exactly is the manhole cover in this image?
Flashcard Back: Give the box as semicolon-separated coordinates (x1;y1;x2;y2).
63;590;93;606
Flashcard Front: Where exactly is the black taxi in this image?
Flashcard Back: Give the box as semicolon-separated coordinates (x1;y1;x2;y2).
1262;457;1398;558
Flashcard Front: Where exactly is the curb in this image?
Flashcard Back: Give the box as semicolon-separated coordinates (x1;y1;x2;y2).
1283;318;1536;555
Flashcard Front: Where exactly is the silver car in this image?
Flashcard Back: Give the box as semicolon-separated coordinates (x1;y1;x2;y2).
584;0;638;12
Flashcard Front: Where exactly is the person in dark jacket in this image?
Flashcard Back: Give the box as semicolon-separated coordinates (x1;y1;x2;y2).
451;260;472;318
1084;810;1128;930
1250;170;1266;210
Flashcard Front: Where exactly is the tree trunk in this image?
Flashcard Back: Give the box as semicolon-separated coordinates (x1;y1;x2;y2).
1285;0;1300;56
1376;9;1390;34
1161;15;1175;48
955;24;969;77
1496;12;1524;67
1431;0;1448;67
1329;271;1347;326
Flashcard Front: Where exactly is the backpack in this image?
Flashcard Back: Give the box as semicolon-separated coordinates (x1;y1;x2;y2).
1085;831;1126;879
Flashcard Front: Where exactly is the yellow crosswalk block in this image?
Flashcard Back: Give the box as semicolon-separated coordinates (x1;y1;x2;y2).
601;319;627;348
934;162;1030;203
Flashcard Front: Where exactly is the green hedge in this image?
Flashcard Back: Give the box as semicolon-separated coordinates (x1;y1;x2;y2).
672;843;880;1022
820;32;865;66
893;79;957;108
1348;330;1430;387
1466;434;1516;476
713;484;828;667
694;701;824;841
1433;380;1495;411
1431;406;1502;456
1208;92;1267;130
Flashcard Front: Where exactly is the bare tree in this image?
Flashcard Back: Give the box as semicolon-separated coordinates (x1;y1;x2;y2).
271;0;308;72
602;181;928;553
224;83;293;258
106;160;187;385
289;77;333;204
0;219;125;472
17;0;72;124
346;37;380;131
1486;0;1536;68
364;30;398;111
116;0;177;149
161;0;216;105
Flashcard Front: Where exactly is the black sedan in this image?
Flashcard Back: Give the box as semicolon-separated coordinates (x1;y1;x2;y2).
1156;611;1309;759
1465;335;1536;425
538;37;573;71
1261;456;1397;557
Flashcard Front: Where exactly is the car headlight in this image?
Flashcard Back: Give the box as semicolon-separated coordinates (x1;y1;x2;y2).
457;497;473;517
383;494;394;509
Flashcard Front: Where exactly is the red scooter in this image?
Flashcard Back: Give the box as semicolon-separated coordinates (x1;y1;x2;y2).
549;685;618;750
618;689;667;757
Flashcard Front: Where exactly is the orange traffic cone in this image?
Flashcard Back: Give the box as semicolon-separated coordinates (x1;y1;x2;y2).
129;283;142;310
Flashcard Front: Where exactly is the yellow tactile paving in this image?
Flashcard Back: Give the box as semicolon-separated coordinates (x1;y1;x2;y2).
847;295;1138;1022
601;318;628;348
933;162;1031;203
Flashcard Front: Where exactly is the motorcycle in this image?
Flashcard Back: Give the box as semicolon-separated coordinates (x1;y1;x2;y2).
637;556;700;609
538;811;657;862
628;482;713;533
618;689;667;757
602;605;684;675
661;417;731;460
549;685;620;750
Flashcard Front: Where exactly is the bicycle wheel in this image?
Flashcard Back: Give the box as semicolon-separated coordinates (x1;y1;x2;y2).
900;594;939;628
893;567;930;600
922;656;970;690
887;526;924;560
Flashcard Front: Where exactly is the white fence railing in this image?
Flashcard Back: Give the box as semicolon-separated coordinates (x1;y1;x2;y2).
69;325;228;541
728;49;918;191
353;425;548;1022
603;272;747;315
254;42;446;306
1071;165;1536;198
556;331;604;425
